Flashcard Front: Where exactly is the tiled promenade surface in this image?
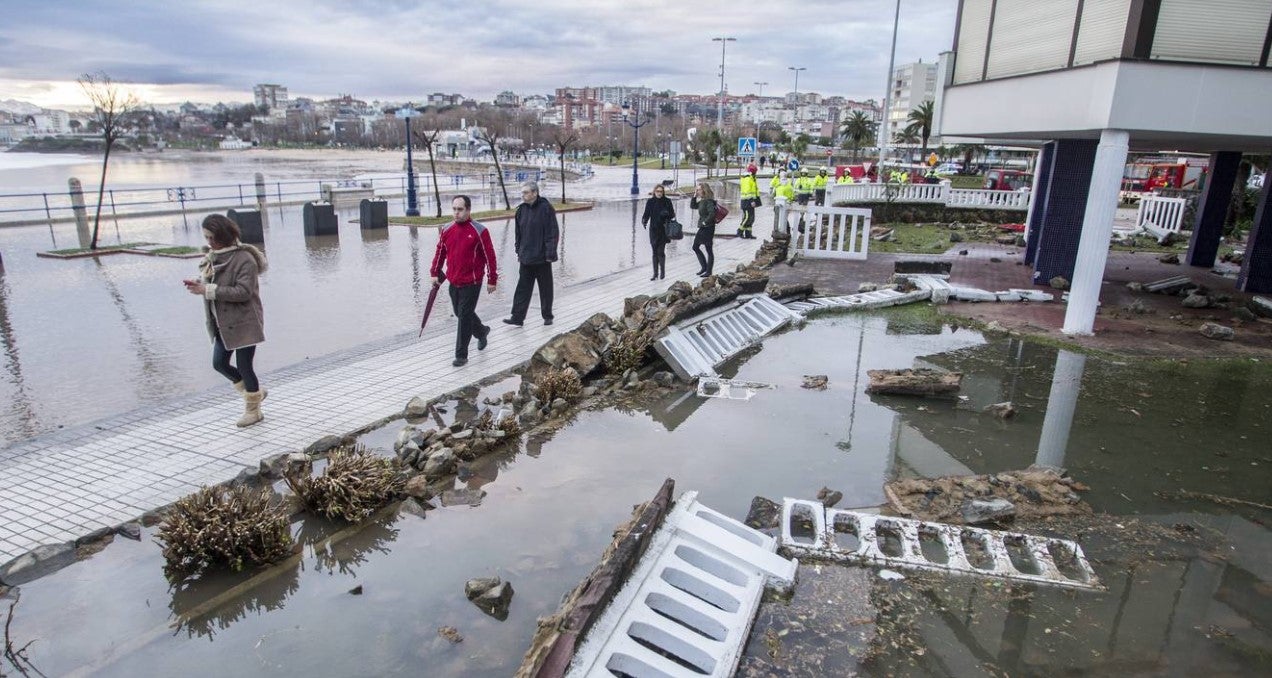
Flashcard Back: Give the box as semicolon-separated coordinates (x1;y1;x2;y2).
0;236;760;569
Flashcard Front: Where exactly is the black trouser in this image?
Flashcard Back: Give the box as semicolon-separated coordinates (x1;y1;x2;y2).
509;262;553;322
651;240;667;277
814;189;826;206
693;227;715;274
212;331;258;392
448;283;487;360
739;198;756;236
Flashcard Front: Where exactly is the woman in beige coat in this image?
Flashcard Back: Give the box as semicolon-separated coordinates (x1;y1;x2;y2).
183;214;268;427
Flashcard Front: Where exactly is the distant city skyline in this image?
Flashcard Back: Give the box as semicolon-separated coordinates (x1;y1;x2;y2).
0;0;956;109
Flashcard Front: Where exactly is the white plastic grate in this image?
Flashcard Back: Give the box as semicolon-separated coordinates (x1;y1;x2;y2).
783;288;931;316
779;499;1101;590
655;296;800;380
567;492;798;678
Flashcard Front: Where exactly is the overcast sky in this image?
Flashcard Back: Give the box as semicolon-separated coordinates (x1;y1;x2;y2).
0;0;957;109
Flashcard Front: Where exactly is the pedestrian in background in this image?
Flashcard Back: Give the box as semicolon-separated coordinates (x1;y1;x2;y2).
183;214;268;427
504;180;558;327
640;183;674;280
431;195;498;367
689;182;718;277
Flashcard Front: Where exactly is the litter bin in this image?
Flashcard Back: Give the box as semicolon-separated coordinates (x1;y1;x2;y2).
227;208;263;244
359;199;388;230
303;201;338;236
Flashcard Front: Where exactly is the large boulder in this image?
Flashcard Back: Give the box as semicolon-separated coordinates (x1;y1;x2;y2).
1199;322;1235;341
527;332;603;379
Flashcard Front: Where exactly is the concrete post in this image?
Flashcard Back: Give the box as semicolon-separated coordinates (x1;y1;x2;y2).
1035;349;1085;469
1063;129;1128;335
254;172;267;210
1025;142;1056;264
1237;173;1272;293
1186;151;1241;267
68;178;91;249
773;198;789;236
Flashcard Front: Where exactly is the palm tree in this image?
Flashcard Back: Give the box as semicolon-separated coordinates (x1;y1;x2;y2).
904;100;935;159
840;111;877;163
791;134;810;163
894;128;920;146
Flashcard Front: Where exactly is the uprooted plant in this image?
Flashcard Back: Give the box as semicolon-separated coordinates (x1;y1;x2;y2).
472;409;520;438
605;332;651;376
535;367;583;403
3;590;42;678
157;485;294;582
285;445;404;523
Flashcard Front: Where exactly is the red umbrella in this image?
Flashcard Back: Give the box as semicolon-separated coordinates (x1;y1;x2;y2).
419;272;444;337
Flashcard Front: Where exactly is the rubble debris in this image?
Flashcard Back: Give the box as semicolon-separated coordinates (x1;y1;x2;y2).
1182;293;1212;308
1199;322;1235;341
1158;252;1180;264
982;401;1016;419
866;368;962;397
696;377;774;400
817;487;844;508
884;468;1091;523
438;626;464;644
745;496;782;529
1049;276;1070;291
1234;307;1258;322
1250;296;1272;319
1144;275;1192;294
961;498;1016;525
802;374;829;390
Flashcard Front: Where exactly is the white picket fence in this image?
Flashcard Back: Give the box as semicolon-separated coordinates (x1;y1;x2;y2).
828;180;1032;211
791;205;872;261
1136;194;1188;240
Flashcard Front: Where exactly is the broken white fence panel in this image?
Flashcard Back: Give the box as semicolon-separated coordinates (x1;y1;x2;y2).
783;288;931;316
905;274;953;304
567;491;797;678
1136;194;1187;241
655;296;800;381
793;206;871;261
779;499;1100;590
697;377;774;401
1007;288;1055;302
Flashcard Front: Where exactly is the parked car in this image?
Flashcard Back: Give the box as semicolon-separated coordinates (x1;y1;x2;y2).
932;162;963;176
984;169;1032;191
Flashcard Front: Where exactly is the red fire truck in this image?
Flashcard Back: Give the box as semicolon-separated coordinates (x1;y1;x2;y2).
1121;157;1208;201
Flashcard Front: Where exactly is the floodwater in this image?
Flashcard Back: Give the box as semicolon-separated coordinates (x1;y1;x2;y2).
0;167;706;444
5;309;1270;677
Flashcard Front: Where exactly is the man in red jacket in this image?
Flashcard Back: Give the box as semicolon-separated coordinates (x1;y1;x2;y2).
431;195;499;367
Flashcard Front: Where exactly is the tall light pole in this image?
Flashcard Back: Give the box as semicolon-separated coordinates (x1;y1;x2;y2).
712;37;736;131
878;0;901;166
788;66;806;131
621;101;650;196
754;81;768;98
395;105;421;216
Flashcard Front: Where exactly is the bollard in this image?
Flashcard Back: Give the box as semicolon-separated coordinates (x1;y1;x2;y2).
359;199;388;230
68;177;91;248
255;173;266;209
302;202;338;236
228;208;264;244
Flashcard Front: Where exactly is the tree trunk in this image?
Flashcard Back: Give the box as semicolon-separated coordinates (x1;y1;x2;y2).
90;141;113;250
489;145;511;210
558;154;567;203
425;143;442;218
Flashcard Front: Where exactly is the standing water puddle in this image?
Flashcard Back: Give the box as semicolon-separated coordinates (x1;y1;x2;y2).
4;307;1271;677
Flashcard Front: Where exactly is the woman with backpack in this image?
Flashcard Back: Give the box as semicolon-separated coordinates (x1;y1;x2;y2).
689;182;718;277
640;184;675;280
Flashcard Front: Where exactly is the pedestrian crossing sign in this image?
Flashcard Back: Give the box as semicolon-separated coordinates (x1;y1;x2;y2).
737;137;757;157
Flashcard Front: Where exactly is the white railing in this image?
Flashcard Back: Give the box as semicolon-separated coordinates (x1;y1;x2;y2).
793;205;871;261
1137;194;1188;239
828;180;1032;211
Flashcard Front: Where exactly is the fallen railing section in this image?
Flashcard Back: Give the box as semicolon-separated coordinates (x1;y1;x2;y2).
783;288;931;316
779;499;1101;590
566;491;797;677
654;295;800;381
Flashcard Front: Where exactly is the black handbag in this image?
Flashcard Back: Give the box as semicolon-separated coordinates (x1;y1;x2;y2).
665;218;684;240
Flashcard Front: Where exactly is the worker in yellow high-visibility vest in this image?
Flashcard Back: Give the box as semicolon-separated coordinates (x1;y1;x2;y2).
769;169;787;197
795;169;813;205
813;168;829;206
738;163;761;239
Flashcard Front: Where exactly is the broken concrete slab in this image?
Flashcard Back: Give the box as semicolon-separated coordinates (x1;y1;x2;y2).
1250;296;1272;319
961;498;1016;525
801;375;829;390
1144;275;1192;294
884;468;1090;523
866;368;962;397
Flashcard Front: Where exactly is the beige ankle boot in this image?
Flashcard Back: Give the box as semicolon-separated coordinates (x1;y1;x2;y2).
237;391;265;427
233;381;268;402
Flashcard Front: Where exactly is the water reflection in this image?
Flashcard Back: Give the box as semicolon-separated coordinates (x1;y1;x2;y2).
92;258;181;401
0;263;39;439
169;557;302;640
1036;349;1084;469
309;512;400;578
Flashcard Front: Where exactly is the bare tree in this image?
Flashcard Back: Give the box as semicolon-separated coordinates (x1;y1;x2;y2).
552;129;578;204
475;126;511;210
79;72;140;250
412;126;444;217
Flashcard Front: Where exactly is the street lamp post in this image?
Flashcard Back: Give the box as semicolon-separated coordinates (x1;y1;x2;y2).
879;0;901;165
713;36;736;173
788;66;806;131
621;101;650;196
395;105;421;216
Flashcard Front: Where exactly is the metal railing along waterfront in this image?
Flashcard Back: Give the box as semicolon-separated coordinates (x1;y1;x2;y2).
828;180;1032;211
0;168;547;228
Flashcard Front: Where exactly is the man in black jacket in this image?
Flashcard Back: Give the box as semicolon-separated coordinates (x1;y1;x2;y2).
504;180;559;326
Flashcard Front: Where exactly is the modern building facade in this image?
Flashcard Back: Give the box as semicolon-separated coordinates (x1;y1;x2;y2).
886;60;938;142
935;0;1272;333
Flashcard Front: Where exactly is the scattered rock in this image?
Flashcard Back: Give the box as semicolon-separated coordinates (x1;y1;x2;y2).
424;448;456;476
1049;276;1069;291
958;249;969;256
995;235;1016;245
1126;281;1144;292
397;498;430;519
961;498;1017;525
403;475;432;498
1234;307;1257;322
465;576;501;600
984;321;1007;334
1199;322;1235;341
116;522;142;541
948;231;963;243
1014;236;1027;248
470;580;515;620
1125;299;1150;315
440;488;486;507
404;396;430;418
816;487;844;508
305;435;344;456
801;374;829;390
348;584;363;595
983;402;1016;419
866;369;962;397
989;257;1002;263
438;626;464;644
1158;252;1180;264
653;371;674;388
887;469;1089;523
857;282;879;293
1181;293;1211;309
744;496;781;529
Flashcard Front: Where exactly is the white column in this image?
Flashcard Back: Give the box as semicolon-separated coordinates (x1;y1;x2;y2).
1063;129;1129;335
1035;349;1085;469
1022;149;1044;243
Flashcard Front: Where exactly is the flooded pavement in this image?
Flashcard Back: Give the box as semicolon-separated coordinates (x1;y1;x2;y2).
5;307;1269;676
0;196;705;444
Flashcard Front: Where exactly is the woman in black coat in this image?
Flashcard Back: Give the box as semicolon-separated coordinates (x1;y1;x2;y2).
688;182;717;277
640;184;675;280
